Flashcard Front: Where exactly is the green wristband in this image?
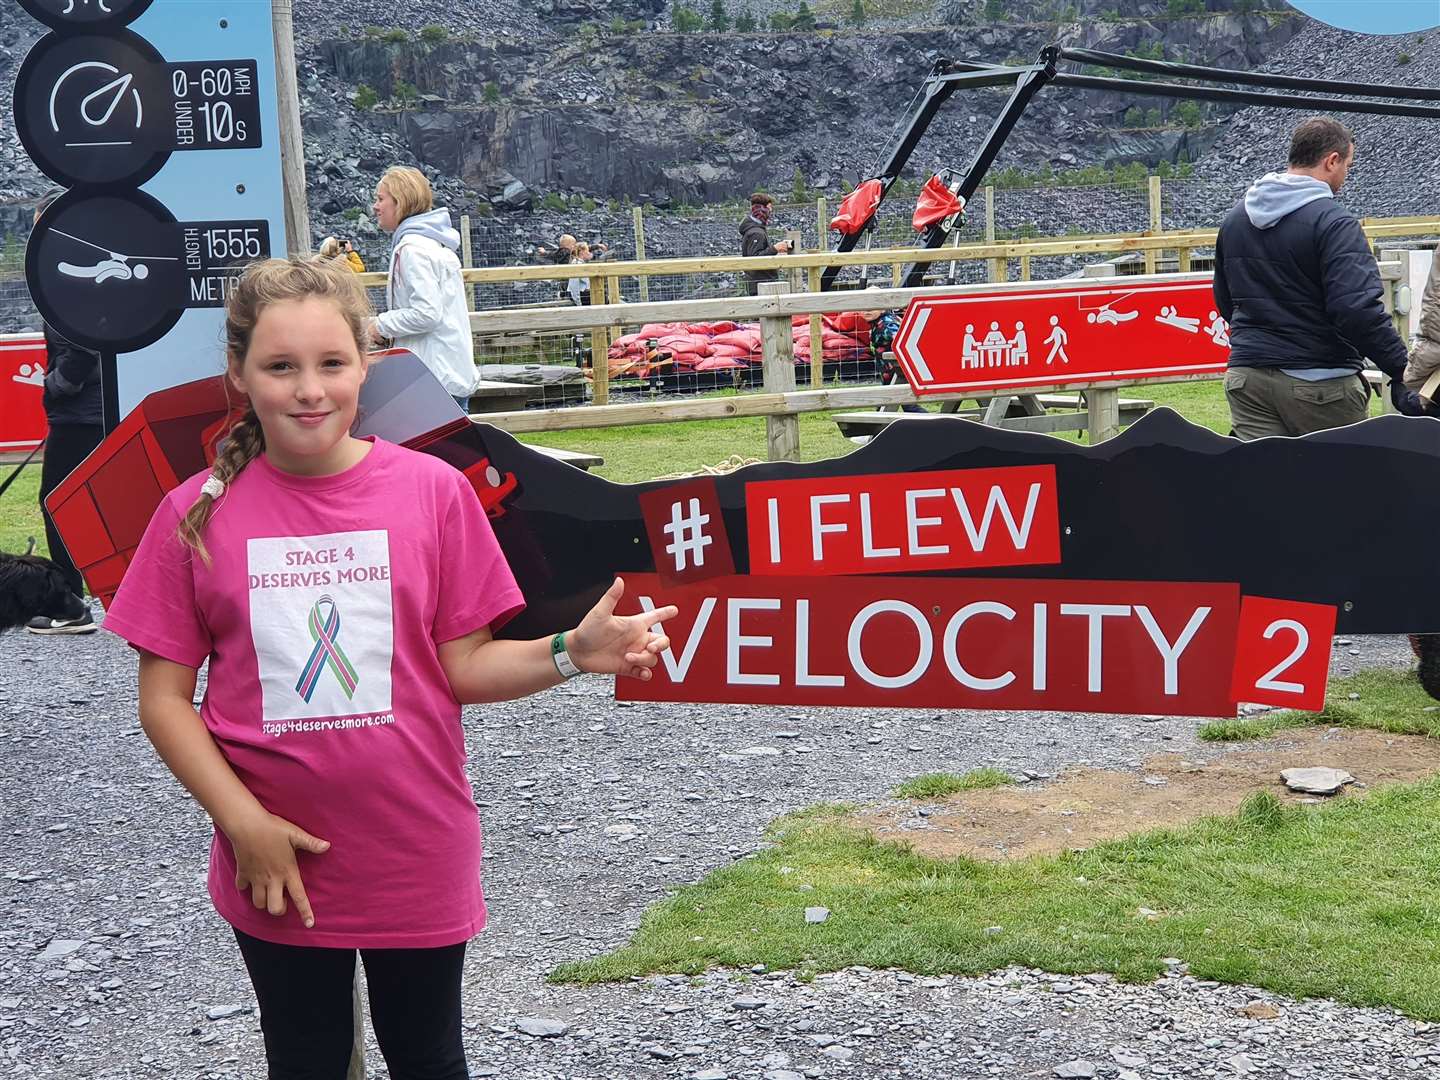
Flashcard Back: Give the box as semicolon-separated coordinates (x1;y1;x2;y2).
551;632;581;678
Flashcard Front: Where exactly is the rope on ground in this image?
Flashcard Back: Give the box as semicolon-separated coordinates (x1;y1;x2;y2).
653;454;762;480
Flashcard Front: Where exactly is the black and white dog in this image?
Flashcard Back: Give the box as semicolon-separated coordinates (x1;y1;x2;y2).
0;550;88;631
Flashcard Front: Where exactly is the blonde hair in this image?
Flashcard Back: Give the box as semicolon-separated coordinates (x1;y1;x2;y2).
318;235;341;258
177;257;373;560
377;166;433;223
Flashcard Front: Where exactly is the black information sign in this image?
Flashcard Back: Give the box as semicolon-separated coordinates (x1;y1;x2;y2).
181;219;272;306
14;30;170;188
26;189;270;352
168;61;263;153
17;0;155;32
14;32;265;188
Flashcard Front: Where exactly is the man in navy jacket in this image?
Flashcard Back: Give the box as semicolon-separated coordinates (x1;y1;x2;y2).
27;188;103;635
1214;116;1427;440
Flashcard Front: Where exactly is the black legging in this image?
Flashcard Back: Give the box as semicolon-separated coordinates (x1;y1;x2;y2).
234;929;468;1080
39;423;103;597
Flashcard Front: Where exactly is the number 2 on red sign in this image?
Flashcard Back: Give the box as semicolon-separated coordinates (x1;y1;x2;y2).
1229;597;1337;713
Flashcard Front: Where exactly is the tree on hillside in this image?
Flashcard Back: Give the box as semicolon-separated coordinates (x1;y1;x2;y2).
735;6;756;30
792;0;816;30
1172;100;1203;127
709;0;730;31
672;4;703;31
850;0;866;26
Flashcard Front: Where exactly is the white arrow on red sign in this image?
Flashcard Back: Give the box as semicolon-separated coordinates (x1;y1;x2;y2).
891;277;1230;396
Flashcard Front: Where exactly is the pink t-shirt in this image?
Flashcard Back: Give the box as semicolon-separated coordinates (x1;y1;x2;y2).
104;437;524;948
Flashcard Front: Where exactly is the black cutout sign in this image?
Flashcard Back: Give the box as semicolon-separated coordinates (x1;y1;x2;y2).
16;0;156;32
14;31;264;188
26;189;270;352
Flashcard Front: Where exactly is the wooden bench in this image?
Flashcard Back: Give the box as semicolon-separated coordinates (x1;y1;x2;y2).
834;394;1156;440
527;444;604;471
464;380;534;414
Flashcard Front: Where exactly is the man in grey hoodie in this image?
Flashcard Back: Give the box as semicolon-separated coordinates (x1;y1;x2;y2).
1213;116;1426;439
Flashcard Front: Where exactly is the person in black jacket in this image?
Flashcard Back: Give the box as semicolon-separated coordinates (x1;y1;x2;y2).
1214;117;1429;440
738;193;791;296
27;188;103;635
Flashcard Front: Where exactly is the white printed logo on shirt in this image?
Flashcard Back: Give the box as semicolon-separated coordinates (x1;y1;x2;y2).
247;530;394;722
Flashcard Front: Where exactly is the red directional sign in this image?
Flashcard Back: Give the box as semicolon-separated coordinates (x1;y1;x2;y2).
892;278;1230;395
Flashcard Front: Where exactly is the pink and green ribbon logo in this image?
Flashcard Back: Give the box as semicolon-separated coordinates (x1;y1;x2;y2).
294;595;359;702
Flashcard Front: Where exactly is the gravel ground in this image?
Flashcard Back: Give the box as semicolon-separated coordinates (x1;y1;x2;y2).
1;612;1432;1079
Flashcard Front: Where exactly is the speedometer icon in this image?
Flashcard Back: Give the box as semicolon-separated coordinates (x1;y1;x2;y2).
49;61;144;145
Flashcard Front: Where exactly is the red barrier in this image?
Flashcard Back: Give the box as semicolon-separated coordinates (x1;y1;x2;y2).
0;333;47;453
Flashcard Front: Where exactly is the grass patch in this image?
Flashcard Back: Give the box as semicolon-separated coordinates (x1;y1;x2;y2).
1200;668;1440;742
518;409;858;485
893;767;1014;799
551;777;1440;1018
0;466;46;557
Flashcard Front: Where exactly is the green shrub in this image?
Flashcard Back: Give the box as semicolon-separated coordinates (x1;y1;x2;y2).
419;24;448;43
382;27;408;44
483;81;501;104
393;81;419;107
353;83;378;111
672;5;703;31
735;7;756;30
1172;100;1203;127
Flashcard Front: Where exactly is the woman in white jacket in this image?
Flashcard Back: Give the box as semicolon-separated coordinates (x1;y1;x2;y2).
368;166;478;409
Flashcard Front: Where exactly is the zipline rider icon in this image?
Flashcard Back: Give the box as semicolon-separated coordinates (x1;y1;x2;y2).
26;188;188;353
51;227;178;284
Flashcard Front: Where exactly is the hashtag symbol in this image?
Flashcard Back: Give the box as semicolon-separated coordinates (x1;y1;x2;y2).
663;497;713;572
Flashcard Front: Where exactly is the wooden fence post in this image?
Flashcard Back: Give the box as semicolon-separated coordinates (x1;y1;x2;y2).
807;266;823;390
785;229;803;292
1087;387;1121;443
589;274;608;405
459;213;476;311
815;196;827;254
985;185;1005;283
1146;175;1162;275
272;0;310;254
632;206;649;302
758;281;800;462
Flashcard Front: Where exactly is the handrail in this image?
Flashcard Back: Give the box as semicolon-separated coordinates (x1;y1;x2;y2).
355;219;1440;290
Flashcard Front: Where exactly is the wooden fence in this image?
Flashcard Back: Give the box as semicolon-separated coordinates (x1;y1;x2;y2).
356;220;1429;457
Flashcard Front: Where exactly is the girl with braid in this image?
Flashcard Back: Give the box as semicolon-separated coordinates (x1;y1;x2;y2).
103;256;677;1079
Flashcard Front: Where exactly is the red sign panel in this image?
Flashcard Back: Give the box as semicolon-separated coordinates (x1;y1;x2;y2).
1230;596;1336;712
0;333;47;453
892;278;1229;395
617;573;1241;717
745;465;1060;577
638;476;736;587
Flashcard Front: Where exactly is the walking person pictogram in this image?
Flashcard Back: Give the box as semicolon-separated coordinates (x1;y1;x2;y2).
1043;315;1070;365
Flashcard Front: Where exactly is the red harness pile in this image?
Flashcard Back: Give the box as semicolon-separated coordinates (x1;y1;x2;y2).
605;314;873;378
